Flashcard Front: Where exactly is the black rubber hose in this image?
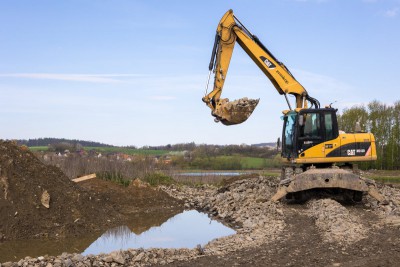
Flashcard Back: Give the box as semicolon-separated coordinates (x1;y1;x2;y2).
209;33;220;71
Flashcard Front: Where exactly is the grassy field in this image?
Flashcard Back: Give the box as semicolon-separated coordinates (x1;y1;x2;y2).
84;146;168;156
28;146;168;156
28;146;48;152
364;170;400;184
240;156;280;169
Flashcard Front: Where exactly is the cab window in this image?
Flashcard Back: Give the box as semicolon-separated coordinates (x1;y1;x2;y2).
300;113;321;139
324;113;333;140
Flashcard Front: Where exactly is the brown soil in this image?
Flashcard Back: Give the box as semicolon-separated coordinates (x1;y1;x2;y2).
0;140;182;242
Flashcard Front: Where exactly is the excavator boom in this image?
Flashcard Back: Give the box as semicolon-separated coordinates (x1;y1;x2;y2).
202;9;319;125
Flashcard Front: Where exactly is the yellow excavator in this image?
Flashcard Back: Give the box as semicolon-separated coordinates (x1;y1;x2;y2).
202;10;385;203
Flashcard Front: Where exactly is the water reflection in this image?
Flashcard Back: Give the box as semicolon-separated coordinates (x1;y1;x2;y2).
83;210;235;255
177;172;243;176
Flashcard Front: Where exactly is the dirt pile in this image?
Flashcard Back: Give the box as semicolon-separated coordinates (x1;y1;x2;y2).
0;140;122;240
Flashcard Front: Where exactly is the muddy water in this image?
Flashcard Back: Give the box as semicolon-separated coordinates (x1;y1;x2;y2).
0;210;235;262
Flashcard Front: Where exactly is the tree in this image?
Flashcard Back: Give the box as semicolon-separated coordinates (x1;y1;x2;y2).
338;105;368;133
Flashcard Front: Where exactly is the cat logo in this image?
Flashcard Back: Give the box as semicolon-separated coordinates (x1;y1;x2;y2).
260;56;276;69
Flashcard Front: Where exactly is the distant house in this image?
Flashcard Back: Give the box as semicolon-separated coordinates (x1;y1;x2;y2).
116;153;133;162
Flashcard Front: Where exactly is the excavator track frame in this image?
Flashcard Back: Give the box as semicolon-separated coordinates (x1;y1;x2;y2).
271;165;387;203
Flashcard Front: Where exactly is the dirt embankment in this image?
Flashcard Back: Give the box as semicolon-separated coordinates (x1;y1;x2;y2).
0;140;182;242
0;140;125;240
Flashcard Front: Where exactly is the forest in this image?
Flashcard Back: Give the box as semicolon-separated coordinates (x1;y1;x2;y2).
338;100;400;170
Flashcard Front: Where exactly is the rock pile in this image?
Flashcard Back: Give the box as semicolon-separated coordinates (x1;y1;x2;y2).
367;184;400;227
307;199;367;245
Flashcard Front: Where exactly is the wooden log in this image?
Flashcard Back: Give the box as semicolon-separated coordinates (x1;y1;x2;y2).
72;173;96;183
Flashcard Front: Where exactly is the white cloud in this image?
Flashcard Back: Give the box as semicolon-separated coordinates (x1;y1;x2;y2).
384;7;399;17
0;73;145;83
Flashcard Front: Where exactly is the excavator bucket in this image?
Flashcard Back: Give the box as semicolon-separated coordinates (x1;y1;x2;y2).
212;98;260;125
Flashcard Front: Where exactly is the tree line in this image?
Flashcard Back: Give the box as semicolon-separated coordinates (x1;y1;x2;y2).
16;138;113;148
338;100;400;170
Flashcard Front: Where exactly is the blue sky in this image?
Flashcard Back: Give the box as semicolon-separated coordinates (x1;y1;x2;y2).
1;0;399;147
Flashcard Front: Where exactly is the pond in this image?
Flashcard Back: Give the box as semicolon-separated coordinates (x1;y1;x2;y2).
83;210;235;255
0;210;235;262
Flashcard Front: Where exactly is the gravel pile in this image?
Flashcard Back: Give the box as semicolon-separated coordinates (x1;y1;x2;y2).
307;199;367;245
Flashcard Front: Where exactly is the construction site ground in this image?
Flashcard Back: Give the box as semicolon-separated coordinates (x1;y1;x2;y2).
1;140;400;266
164;205;400;267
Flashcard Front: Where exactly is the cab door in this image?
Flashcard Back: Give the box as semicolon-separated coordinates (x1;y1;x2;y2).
322;112;340;157
297;112;324;157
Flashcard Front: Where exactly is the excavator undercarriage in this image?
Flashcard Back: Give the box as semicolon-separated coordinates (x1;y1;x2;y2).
271;165;386;203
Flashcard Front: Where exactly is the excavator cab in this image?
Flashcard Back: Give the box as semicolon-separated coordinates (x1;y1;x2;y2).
282;108;339;160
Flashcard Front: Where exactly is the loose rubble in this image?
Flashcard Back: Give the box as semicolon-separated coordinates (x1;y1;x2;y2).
366;184;400;227
307;199;367;245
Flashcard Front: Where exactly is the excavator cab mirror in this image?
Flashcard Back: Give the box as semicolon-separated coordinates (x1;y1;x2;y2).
298;115;304;126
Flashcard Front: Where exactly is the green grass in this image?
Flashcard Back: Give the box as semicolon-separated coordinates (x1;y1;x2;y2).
84;146;169;156
239;157;265;169
97;171;131;187
371;177;400;183
28;146;168;156
28;146;48;151
364;170;400;184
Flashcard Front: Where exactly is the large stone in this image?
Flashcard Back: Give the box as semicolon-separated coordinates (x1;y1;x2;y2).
41;190;50;209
